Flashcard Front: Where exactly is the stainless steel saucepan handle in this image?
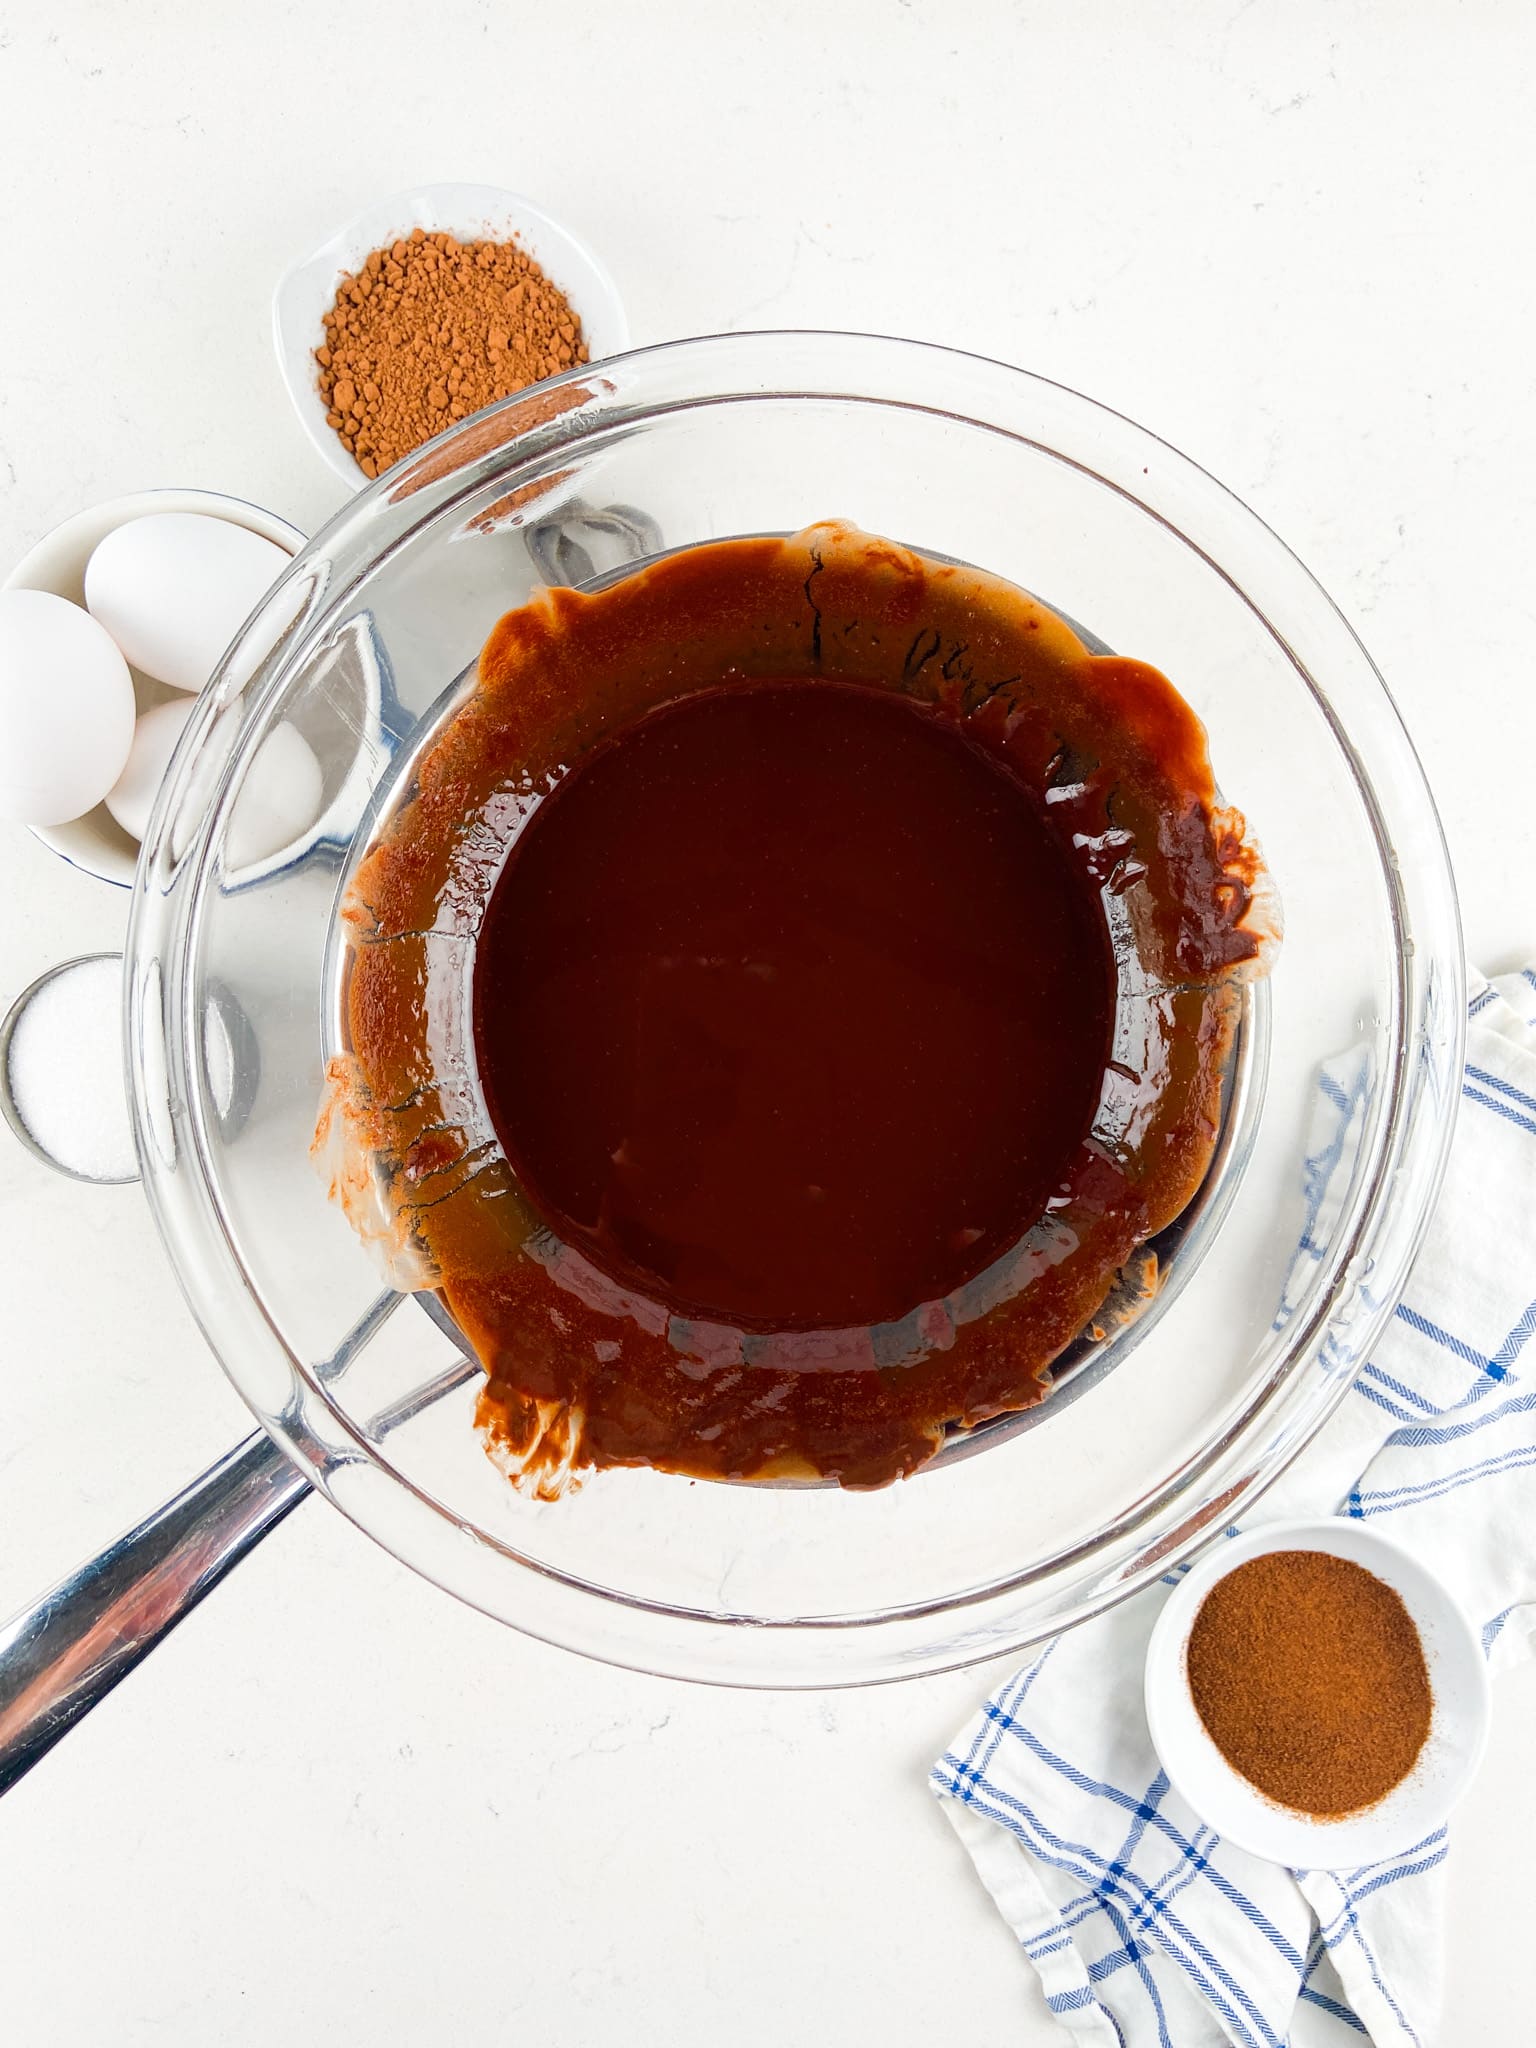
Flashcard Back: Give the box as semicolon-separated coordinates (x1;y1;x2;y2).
0;1432;309;1796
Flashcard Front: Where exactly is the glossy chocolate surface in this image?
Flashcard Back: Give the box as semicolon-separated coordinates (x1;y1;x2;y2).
473;677;1114;1333
323;523;1275;1491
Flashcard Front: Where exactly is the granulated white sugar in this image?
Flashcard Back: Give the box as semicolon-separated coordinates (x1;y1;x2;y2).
3;954;137;1182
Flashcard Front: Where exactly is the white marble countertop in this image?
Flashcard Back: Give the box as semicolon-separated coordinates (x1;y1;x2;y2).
2;3;1534;2040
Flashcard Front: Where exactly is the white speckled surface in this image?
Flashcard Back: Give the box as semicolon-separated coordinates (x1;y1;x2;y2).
1;4;1534;2040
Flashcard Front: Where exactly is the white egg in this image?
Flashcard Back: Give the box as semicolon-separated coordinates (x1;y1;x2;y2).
0;589;137;825
84;513;292;694
104;698;196;842
224;722;325;869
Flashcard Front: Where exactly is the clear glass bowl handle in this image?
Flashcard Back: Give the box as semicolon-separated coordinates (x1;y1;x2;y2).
0;1433;307;1795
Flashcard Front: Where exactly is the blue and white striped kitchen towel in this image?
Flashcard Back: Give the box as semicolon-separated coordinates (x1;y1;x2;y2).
933;968;1536;2048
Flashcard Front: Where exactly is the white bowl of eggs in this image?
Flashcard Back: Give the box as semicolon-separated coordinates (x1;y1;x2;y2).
0;490;311;887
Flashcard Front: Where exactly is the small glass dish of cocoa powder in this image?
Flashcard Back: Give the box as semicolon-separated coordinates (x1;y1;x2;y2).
1144;1518;1491;1868
273;182;628;491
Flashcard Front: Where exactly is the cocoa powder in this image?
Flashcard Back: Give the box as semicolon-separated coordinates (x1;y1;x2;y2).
316;229;588;478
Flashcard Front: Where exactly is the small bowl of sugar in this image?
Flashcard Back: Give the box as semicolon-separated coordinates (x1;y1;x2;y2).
0;952;261;1186
1144;1517;1491;1869
0;955;138;1184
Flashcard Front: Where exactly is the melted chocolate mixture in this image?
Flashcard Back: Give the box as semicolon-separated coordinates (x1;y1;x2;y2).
473;679;1113;1332
324;522;1275;1492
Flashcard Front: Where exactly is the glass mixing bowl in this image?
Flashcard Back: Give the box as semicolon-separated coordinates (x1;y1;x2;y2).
126;332;1462;1686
